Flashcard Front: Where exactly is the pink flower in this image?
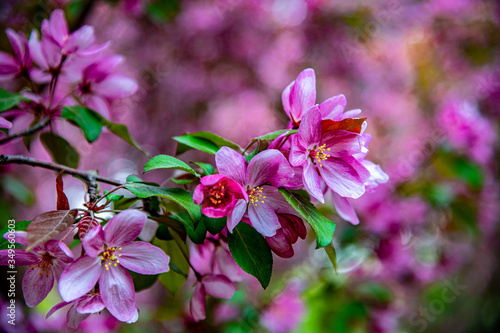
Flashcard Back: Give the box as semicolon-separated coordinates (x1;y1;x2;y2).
0;29;31;81
0;116;12;129
193;174;248;219
260;283;305;333
58;210;170;323
189;275;236;322
46;291;105;330
0;232;73;307
289;107;370;203
75;55;138;116
265;214;306;258
215;147;297;237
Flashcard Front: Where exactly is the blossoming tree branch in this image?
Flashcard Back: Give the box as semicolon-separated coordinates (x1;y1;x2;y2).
0;9;387;328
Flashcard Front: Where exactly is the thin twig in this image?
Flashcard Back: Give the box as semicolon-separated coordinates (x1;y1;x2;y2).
0;154;123;186
0;117;51;145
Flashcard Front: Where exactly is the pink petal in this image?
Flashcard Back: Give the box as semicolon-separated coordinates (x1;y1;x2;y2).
126;308;139;324
67;306;90;330
22;266;54;307
332;192;359;225
341;109;362;119
216;247;241;282
82;224;105;258
193;184;204;205
58;256;101;302
28;30;48;69
202;275;236;299
75;294;105;314
319;94;347;120
3;230;27;246
0;52;18;74
190;283;206;322
298;106;321;147
84;95;110;118
46;301;70;319
266;229;294;258
48;10;69;46
227;199;247;233
64;26;94;54
5;29;24;63
321;131;362;157
290;68;316;121
319;157;370;199
248;203;280;237
247;149;293;188
0;249;38;265
99;265;136;322
118;241;170;274
281;80;294;120
303;161;324;203
215;146;247;186
104;210;146;246
95;74;138;100
289;135;308;167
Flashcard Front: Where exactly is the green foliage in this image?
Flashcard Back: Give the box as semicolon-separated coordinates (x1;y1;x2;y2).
173;131;240;155
0;220;30;250
434;150;484;190
171;212;207;244
202;216;227;236
40;132;79;168
155;237;189;296
144;154;200;177
279;188;336;248
1;176;34;205
324;243;338;273
61;106;103;142
190;161;214;175
129;270;159;292
146;0;181;22
228;223;273;289
0;88;29;112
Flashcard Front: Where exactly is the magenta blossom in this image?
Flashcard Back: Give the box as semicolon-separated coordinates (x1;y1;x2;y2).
282;68;359;128
0;232;73;307
0;29;31;81
190;275;236;322
193;174;248;220
47;291;105;330
58;210;170;323
260;282;305;333
215;147;296;237
289;107;370;203
0;117;12;129
265;214;306;258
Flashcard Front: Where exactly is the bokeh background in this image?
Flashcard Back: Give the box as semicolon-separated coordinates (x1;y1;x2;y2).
1;0;500;332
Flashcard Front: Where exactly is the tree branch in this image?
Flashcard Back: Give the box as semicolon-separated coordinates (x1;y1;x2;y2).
0;117;51;145
0;154;123;187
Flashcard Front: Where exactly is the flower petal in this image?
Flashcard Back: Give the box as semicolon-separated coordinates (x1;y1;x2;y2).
64;26;94;54
290;68;316;121
48;10;69;46
321;131;362;157
100;265;136;322
190;283;206;322
22;266;54;307
298;106;321;147
248;203;280;237
28;30;47;69
94;74;138;100
332;192;359;225
215;146;247;186
119;241;170;274
266;229;294;258
303;161;324;203
319;157;370;199
82;224;105;258
104;210;146;246
0;249;38;266
289;135;308;167
319;94;346;120
282;80;294;120
67;305;90;330
247;149;291;188
227;199;247;233
46;301;70;319
58;256;101;302
202;275;236;299
75;294;105;314
216;247;241;282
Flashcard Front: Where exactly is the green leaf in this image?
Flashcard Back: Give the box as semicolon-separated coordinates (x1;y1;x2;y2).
61;106;103;142
1;176;34;205
155;238;189;296
102;190;124;203
244;143;260;163
190;162;214;175
251;129;297;143
0;88;29;112
279;188;335;248
152;215;187;241
170;177;194;185
188;132;241;151
434;151;484;190
40;132;79;168
144;155;200;177
0;220;30;250
171;212;206;244
129;270;158;292
228;223;272;289
324;243;338;273
202;216;227;236
173;135;219;155
124;184;201;223
87;109;148;156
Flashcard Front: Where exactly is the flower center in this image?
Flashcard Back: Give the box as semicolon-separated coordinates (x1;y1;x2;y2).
310;144;331;167
100;246;122;271
249;186;266;207
30;252;55;278
207;182;226;205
